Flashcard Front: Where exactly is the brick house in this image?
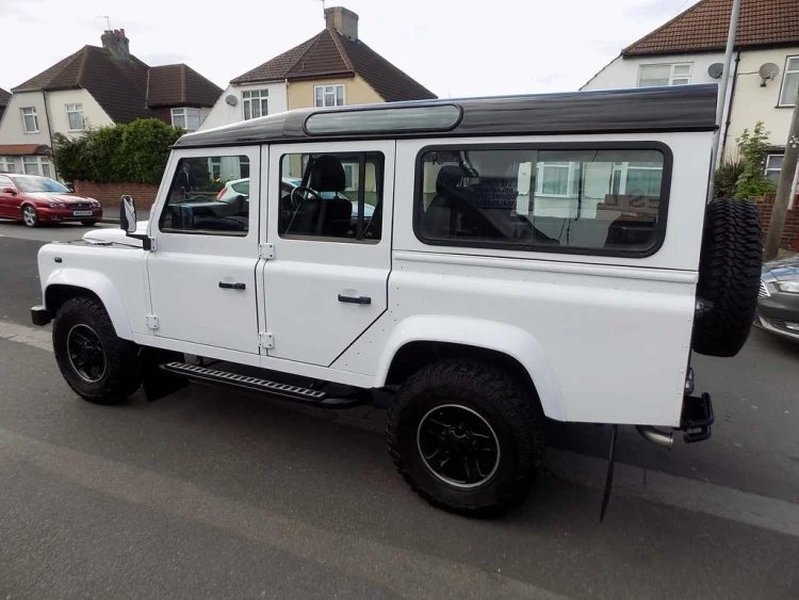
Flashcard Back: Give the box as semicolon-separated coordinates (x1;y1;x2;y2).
200;6;436;130
0;29;222;177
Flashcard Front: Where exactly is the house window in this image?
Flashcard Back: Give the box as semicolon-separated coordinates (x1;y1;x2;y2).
765;154;783;185
21;107;39;133
638;63;692;87
314;84;345;107
22;156;52;177
779;56;799;107
242;89;268;120
66;103;85;131
0;157;16;173
171;107;202;132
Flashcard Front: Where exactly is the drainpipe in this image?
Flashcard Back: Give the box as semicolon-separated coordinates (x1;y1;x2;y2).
713;0;741;170
41;90;55;177
718;51;741;163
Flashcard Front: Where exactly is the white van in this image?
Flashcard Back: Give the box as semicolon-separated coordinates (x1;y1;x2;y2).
32;84;762;514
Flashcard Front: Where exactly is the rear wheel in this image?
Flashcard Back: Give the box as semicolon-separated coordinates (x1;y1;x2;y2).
21;205;38;227
53;297;141;404
386;359;544;515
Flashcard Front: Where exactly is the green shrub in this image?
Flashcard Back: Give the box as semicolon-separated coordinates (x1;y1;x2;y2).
714;156;744;199
51;119;183;185
734;122;775;199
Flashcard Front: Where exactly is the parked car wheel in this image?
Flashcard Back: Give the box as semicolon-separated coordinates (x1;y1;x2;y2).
386;359;544;515
21;204;39;227
692;198;763;357
52;297;141;404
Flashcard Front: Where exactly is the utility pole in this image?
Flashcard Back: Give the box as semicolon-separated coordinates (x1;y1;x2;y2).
764;100;799;261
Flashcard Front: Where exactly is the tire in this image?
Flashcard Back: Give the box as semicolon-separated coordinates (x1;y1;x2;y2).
53;297;141;404
21;204;38;227
692;198;762;357
386;359;544;515
81;220;98;226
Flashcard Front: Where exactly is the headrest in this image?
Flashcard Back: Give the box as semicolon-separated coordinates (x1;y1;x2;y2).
436;165;464;193
309;155;346;192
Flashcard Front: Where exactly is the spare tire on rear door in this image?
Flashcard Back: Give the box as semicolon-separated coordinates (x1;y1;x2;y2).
692;198;762;357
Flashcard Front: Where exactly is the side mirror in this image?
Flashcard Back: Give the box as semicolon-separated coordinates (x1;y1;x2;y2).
2;187;16;195
120;195;137;235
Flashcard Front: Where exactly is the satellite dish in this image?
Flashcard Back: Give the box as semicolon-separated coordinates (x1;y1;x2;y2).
225;94;238;106
758;63;779;81
707;63;724;79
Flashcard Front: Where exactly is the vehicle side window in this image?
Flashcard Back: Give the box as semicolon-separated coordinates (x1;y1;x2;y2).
159;155;250;236
278;152;383;242
415;145;669;256
0;176;12;189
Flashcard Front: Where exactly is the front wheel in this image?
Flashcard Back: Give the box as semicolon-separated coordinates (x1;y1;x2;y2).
386;359;544;515
53;297;141;404
21;205;39;227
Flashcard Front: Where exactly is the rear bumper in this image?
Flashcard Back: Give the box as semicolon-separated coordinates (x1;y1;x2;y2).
30;305;52;326
37;206;103;222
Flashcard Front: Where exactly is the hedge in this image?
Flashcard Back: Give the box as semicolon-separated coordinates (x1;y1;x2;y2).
52;119;183;185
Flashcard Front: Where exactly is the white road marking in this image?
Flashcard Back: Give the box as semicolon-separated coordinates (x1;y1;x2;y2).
2;319;798;539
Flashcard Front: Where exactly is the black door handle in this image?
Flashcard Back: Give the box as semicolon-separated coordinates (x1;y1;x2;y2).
338;293;371;305
219;281;246;290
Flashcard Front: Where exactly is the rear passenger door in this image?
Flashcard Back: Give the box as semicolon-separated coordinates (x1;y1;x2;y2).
262;141;394;366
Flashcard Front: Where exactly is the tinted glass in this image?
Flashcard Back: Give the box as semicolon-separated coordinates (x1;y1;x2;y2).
13;176;69;193
305;105;460;135
279;152;383;242
417;146;667;255
160;155;250;235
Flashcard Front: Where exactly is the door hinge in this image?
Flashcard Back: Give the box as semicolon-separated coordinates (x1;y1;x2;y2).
146;314;159;330
258;331;274;349
148;238;158;252
259;243;275;260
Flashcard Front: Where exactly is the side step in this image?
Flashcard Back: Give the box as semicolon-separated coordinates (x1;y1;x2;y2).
160;361;366;408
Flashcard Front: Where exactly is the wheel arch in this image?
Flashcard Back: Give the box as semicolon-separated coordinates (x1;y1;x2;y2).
43;273;134;341
376;316;565;421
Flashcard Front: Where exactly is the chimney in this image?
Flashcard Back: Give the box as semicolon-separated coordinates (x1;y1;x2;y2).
324;6;358;41
101;28;130;61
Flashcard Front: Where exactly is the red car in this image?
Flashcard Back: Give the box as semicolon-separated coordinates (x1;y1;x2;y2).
0;173;103;227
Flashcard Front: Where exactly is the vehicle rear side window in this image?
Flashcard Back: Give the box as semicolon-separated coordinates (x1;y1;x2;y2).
415;145;670;256
278;152;384;242
160;155;250;236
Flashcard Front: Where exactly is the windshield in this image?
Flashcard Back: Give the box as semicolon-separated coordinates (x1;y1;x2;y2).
14;176;70;194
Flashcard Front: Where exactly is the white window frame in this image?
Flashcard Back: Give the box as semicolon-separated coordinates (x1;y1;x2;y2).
0;157;16;173
314;84;345;107
20;107;39;133
242;89;269;120
612;162;664;195
65;103;85;131
171;107;202;131
778;55;799;107
637;63;693;87
765;154;783;184
535;161;581;198
22;156;52;177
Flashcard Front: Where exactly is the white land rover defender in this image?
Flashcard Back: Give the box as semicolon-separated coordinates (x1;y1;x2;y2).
32;85;762;514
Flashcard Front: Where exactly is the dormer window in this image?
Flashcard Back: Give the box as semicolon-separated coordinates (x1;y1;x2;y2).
171;107;202;132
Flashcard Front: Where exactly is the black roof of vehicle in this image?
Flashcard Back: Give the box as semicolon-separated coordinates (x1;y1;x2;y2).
175;84;718;149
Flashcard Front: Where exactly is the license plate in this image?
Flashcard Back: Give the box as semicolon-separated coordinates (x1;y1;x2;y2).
73;210;93;216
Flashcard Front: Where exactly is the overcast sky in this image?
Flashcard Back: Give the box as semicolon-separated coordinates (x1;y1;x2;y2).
0;0;701;97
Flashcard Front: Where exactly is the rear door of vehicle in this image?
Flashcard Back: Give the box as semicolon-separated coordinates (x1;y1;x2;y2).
262;141;394;366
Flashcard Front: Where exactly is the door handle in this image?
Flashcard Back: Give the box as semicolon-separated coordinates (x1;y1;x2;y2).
219;281;246;290
338;293;371;305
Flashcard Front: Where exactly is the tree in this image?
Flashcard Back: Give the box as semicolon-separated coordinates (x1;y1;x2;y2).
734;122;775;200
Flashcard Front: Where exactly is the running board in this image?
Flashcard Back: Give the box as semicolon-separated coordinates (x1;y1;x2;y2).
159;361;366;408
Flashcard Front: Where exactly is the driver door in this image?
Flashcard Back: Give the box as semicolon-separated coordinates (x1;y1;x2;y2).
147;147;261;354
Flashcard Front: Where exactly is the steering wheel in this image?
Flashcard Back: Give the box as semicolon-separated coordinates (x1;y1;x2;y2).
290;185;323;210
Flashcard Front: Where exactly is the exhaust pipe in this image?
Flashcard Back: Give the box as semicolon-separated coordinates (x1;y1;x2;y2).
636;425;674;449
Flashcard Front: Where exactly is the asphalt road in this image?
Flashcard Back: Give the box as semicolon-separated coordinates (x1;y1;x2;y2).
1;219;798;599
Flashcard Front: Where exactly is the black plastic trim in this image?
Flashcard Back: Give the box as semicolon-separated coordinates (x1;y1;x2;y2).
30;305;52;326
412;141;673;259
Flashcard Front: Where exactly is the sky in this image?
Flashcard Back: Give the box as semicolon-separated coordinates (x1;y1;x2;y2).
0;0;701;97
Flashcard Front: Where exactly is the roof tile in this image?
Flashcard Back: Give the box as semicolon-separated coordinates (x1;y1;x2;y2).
624;0;799;56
